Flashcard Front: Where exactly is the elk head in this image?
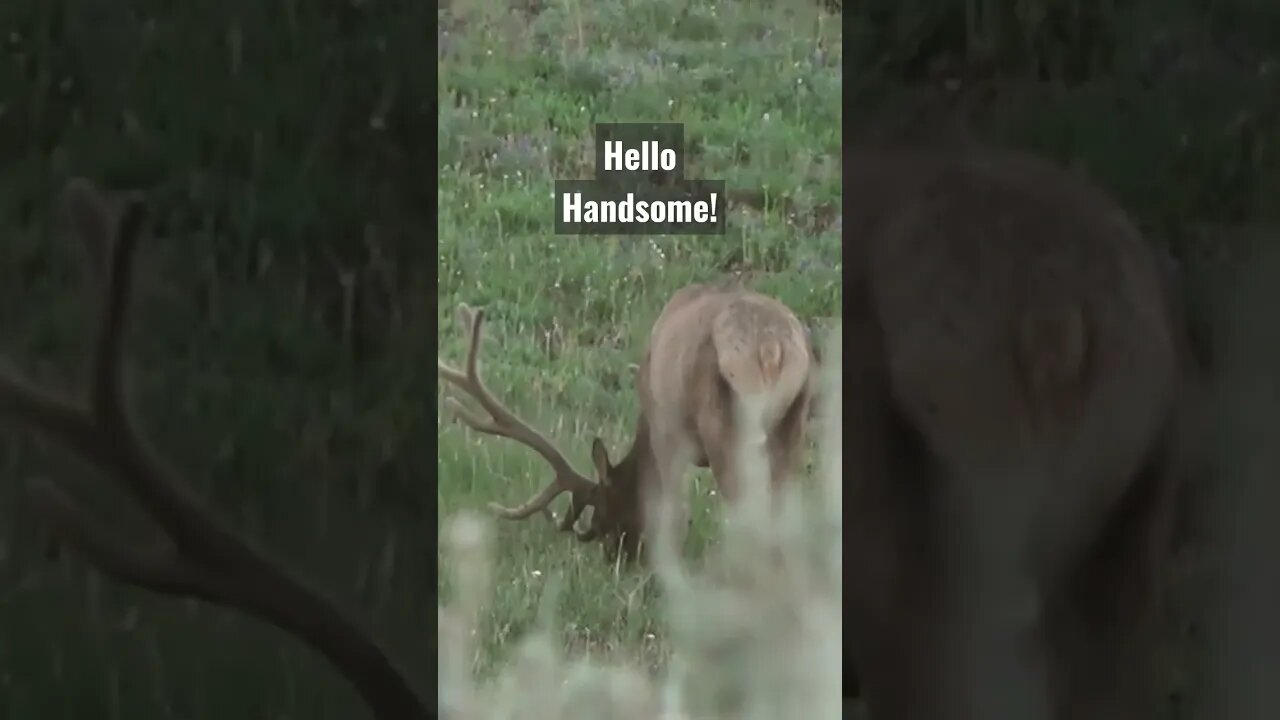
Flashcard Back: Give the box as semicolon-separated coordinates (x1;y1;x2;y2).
438;283;815;565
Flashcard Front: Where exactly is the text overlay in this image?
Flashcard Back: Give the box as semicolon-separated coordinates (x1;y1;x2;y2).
555;123;726;235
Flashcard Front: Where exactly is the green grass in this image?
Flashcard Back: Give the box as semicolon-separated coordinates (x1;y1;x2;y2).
436;0;843;678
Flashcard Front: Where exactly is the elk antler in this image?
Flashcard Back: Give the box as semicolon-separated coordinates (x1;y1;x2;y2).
437;304;600;536
0;179;427;720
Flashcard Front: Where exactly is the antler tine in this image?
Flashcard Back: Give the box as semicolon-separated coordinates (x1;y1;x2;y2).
437;303;599;520
91;194;145;429
486;480;574;520
0;179;428;720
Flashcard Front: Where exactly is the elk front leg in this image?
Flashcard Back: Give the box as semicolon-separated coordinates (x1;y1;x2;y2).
645;418;696;556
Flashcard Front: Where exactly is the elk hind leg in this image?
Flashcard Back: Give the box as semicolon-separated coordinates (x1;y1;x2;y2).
766;389;810;488
1053;432;1182;720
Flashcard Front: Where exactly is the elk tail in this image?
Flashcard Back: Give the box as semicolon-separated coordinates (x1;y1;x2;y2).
1015;301;1093;430
717;338;784;442
758;338;784;386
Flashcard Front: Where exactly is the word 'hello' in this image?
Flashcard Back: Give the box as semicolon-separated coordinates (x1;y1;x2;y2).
603;141;677;172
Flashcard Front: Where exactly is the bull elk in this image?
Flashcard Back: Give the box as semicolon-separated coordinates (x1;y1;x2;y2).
0;179;428;720
843;145;1194;720
436;284;814;562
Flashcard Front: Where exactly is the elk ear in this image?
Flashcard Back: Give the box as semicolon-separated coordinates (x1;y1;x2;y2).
591;437;611;480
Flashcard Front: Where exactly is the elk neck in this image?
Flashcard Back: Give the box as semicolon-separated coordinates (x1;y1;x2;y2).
610;413;656;493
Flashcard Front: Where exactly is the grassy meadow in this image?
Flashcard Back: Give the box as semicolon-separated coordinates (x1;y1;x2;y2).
437;0;843;678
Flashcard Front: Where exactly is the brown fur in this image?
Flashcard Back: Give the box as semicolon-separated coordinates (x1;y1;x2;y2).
601;285;814;559
842;145;1191;720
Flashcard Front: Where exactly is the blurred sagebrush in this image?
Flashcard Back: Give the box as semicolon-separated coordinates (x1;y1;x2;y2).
438;326;843;720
